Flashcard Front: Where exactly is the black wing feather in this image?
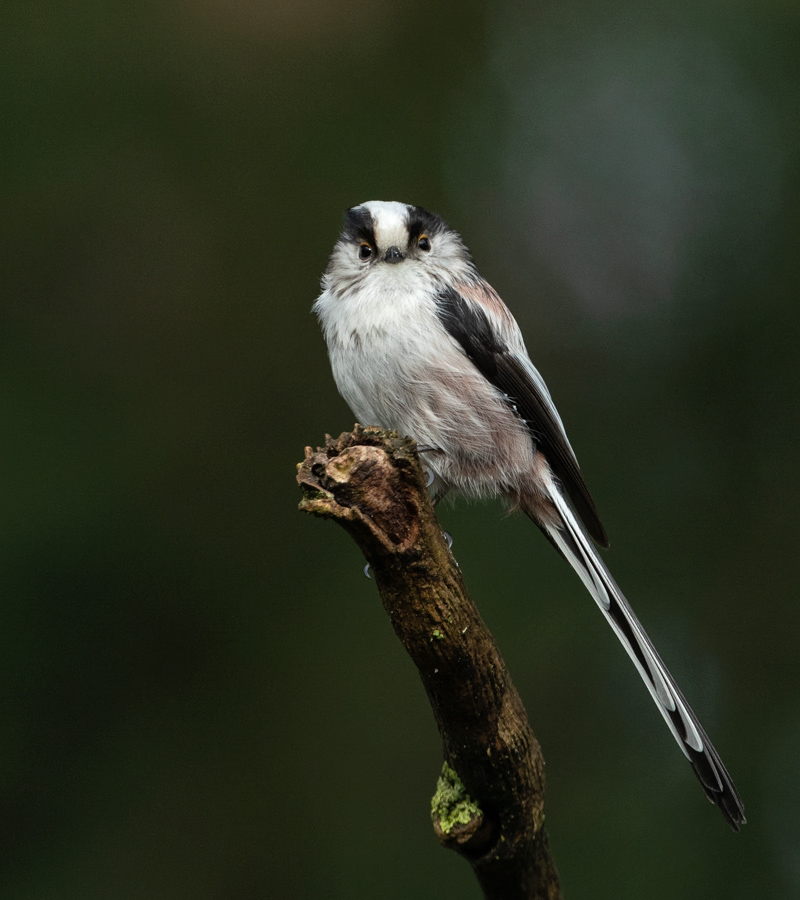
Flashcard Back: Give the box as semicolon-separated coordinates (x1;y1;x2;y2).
436;286;609;548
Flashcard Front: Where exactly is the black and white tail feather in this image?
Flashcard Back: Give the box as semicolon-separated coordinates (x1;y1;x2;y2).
537;473;745;830
315;200;746;830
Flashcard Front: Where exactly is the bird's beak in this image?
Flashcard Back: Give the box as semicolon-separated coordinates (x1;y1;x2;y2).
384;246;405;264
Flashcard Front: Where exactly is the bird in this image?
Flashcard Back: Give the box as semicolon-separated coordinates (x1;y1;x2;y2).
313;200;745;830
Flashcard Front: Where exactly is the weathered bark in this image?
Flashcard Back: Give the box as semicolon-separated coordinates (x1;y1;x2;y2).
297;426;561;900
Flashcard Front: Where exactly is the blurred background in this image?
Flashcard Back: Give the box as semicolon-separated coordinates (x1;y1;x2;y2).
2;0;799;897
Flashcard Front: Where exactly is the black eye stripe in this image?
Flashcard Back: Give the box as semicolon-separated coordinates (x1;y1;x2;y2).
406;205;447;241
342;206;377;247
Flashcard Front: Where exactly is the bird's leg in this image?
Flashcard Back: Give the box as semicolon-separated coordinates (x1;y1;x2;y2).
415;444;440;490
417;447;455;552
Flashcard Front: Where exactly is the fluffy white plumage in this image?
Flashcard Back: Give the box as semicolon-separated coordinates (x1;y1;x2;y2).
316;202;565;505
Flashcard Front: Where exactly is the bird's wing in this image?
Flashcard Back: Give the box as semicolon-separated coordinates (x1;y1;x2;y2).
435;282;609;548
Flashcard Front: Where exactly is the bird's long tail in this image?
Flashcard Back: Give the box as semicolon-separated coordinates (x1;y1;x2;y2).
528;478;745;830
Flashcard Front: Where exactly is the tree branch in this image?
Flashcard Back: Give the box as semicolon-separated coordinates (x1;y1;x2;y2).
297;426;561;900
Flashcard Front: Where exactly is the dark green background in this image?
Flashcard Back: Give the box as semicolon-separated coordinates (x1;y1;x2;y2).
3;1;799;897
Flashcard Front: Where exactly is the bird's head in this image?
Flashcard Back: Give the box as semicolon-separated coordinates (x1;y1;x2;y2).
323;201;474;293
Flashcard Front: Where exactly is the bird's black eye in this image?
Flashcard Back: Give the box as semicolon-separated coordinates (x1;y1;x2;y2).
418;235;431;251
358;242;373;261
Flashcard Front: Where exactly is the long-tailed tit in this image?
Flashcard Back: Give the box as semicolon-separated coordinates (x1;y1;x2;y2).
314;200;745;830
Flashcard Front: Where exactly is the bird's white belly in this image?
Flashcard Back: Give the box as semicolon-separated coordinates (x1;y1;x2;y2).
328;324;537;499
